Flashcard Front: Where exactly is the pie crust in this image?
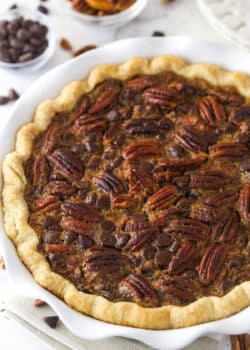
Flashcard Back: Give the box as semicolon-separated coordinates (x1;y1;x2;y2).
2;56;250;329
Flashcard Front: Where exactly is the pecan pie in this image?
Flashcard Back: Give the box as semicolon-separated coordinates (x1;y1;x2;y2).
2;56;250;329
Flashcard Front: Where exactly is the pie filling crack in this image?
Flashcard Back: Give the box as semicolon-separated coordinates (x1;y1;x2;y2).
2;56;250;329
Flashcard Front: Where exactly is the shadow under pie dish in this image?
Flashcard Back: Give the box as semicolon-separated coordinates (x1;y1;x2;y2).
1;55;250;330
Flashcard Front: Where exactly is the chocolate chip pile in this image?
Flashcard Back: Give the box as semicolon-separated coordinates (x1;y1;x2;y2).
0;16;48;64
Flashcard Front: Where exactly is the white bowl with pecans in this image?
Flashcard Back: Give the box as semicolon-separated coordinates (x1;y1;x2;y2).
0;37;249;350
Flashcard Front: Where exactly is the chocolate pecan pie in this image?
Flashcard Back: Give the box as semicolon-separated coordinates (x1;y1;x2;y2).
71;0;136;16
2;56;250;329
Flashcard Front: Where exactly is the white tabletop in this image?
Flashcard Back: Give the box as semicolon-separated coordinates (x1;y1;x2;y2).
0;0;231;349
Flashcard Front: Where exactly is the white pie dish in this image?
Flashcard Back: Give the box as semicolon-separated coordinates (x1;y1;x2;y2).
0;36;249;350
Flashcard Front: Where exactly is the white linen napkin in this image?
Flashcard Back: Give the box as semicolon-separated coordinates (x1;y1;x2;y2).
0;294;232;350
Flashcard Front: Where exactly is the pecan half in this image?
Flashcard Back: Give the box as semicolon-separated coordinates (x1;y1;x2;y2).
112;195;133;208
212;212;239;242
124;217;151;232
89;89;119;114
44;181;75;195
190;171;229;189
151;208;187;228
43;124;61;154
74;114;106;133
124;117;161;136
32;155;49;189
85;246;126;273
199;244;227;285
169;242;195;274
47;149;83;180
205;190;237;208
122;140;160;160
164;219;210;241
60;218;90;234
175;125;210;152
145;185;179;211
125;228;157;252
143;87;179;109
232;105;250;122
191;205;222;223
31;195;60;213
209;142;248;160
93;171;124;195
158;155;207;170
238;185;250;223
61;202;102;222
125;75;156;90
198;96;225;127
158;275;199;303
119;274;159;307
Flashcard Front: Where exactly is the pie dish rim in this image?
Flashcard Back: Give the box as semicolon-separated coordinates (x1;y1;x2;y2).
2;50;250;330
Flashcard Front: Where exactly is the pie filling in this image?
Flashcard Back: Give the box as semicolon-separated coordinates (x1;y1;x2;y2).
70;0;136;16
24;71;250;308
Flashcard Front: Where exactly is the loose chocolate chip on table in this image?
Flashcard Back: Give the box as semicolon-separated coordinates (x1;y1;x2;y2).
0;96;10;105
44;316;59;329
9;4;18;10
38;5;49;14
152;31;165;37
8;88;19;100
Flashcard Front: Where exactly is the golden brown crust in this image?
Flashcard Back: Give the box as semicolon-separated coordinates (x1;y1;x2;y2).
2;56;250;329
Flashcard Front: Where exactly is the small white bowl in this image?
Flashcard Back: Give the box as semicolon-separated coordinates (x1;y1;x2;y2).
0;6;56;71
64;0;149;27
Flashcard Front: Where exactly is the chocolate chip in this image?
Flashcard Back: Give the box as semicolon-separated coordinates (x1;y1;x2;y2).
0;96;10;105
240;157;250;172
131;256;141;267
63;231;77;245
235;132;249;143
87;156;100;169
168;241;180;253
143;245;157;260
96;195;111;210
152;31;165;37
155;234;172;248
8;88;19;100
228;257;243;270
70;143;85;153
43;231;60;244
18;52;34;62
79;235;94;249
100;233;116;247
85;192;97;205
44;316;59;329
101;220;115;233
109;156;123;170
16;28;29;41
9;4;18;10
168;143;186;158
85;141;101;153
115;233;130;248
43;215;54;229
107;109;119;122
156;251;171;267
38;5;49;14
113;133;125;147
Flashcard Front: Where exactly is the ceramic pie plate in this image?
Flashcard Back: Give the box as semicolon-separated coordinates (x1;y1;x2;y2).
0;37;249;350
